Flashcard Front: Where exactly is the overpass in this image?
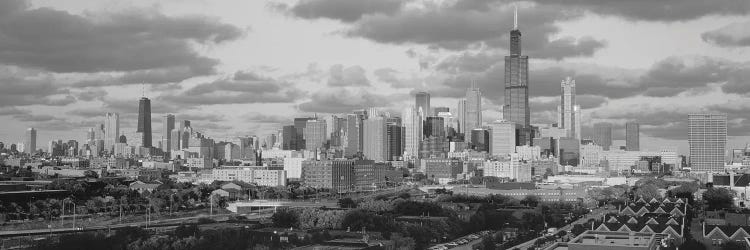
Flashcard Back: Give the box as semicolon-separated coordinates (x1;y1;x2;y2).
226;200;339;213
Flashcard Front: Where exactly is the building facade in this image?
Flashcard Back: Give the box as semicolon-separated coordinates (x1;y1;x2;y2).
688;114;727;172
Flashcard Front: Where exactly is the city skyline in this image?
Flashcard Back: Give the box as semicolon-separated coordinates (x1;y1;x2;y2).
1;1;750;155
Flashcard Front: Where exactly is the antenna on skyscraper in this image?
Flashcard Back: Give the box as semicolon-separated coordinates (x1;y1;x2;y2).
513;4;518;30
141;82;146;98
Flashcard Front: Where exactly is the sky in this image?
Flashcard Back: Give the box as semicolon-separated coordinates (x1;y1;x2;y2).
1;0;749;155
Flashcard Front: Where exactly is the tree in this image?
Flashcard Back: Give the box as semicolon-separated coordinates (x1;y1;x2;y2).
271;208;298;228
704;187;734;210
521;195;540;207
338;198;356;208
633;184;661;201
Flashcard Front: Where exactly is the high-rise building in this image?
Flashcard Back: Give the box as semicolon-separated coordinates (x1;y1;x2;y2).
625;122;640;151
343;114;362;157
557;77;581;139
282;125;297;150
470;128;490;152
503;8;530;136
433;106;450;116
163;114;175;153
558;137;580;166
137;97;152;147
104;113;119;152
457;99;466;134
465;81;482;143
24;127;36;154
363;117;387;162
415;92;430;119
489;120;516;157
424;116;445;138
689;114;727;172
593;123;613;151
304;119;327;150
170;129;181;151
386;124;403;161
402;106;423;159
294;117;314;150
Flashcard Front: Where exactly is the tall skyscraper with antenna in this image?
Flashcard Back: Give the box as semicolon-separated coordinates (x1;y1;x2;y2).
503;6;530;145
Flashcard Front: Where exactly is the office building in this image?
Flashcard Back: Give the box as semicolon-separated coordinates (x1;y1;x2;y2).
137;97;152;147
626;122;640;151
470;128;490;152
580;143;604;167
558;77;581;139
104;113;119;152
457;99;466;134
294;117;314;150
304;119;327;150
343;114;362;157
402;106;422;159
688;114;727;172
301;159;356;192
24;127;36;154
363;117;387;162
503;9;530;143
464;81;482;142
163;114;175;153
423;158;463;182
593;123;613;150
424;116;445;138
558;137;580;166
386;124;403;161
211;168;286;187
489;120;516;157
282;125;296;150
415;91;430;119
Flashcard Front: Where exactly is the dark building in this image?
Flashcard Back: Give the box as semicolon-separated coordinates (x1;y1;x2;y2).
593;123;613;151
294;117;314;150
533;137;556;157
558;137;580;166
503;10;530;145
137;97;152;147
433;106;449;116
424;116;445;138
470;128;489;152
282;125;296;150
415;92;430;116
419;137;449;158
344;114;363;157
626;122;640;151
386;124;403;161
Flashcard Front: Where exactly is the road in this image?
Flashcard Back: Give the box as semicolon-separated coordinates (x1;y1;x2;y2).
508;206;612;250
0;211;273;238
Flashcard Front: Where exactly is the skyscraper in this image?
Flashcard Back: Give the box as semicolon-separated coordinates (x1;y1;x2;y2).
465;81;482;143
503;8;530;133
456;99;466;134
163;114;175;153
137;97;152;147
387;124;403;161
104;113;120;153
625;122;640;151
558;77;581;139
282;125;297;150
24;127;36;154
294;117;314;150
363;117;387;162
402;106;423;159
593;123;612;151
424;116;445;138
415;92;430;119
304;119;327;150
343;114;362;157
689;114;727;172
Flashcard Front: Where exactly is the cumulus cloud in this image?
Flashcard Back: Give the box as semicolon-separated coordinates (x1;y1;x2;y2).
243;113;290;124
298;88;398;113
327;65;370;86
0;76;75;107
283;0;405;22
0;0;243;84
159;71;306;106
527;0;750;21
702;21;750;47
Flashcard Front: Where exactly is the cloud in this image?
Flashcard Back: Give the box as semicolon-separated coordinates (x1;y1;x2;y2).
0;107;27;116
74;88;107;102
159;71;306;106
284;0;405;22
298;88;395;113
0;76;75;107
702;21;750;47
528;36;606;60
175;113;225;122
0;0;243;83
527;0;750;22
373;68;423;88
243;113;290;124
327;65;370;86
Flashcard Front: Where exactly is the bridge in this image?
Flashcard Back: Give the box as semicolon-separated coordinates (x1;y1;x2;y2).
226;200;339;213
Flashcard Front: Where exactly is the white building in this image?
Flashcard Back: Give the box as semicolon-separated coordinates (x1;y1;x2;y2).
211;167;286;186
185;157;212;169
402;106;423;159
515;145;540;161
580;143;604;167
489;120;515;157
283;157;305;179
484;157;531;182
